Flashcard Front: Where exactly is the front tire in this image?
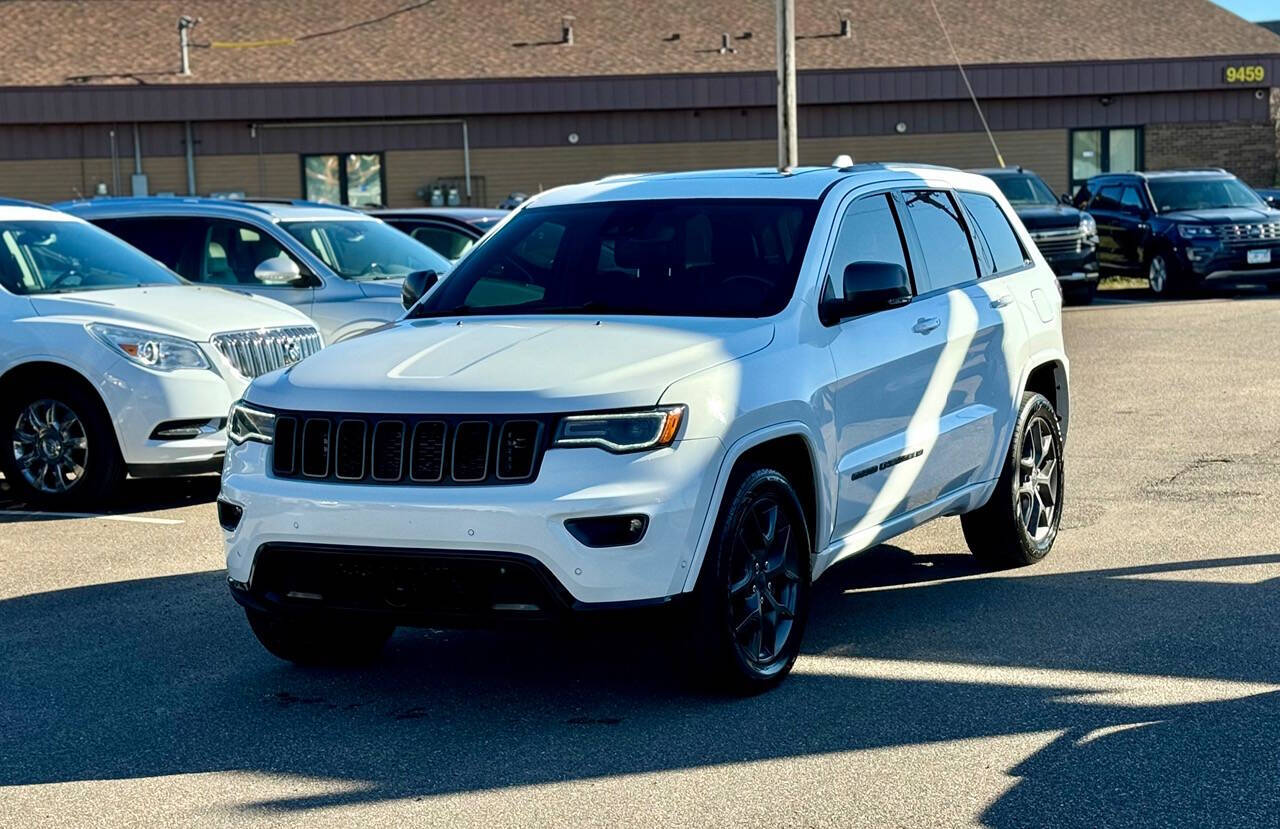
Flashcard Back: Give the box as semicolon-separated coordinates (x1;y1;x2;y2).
0;377;123;508
961;392;1064;568
690;467;812;695
245;608;395;665
1062;280;1097;306
1148;251;1194;297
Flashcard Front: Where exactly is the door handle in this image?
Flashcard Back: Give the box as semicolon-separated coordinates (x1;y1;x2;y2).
990;295;1013;309
1137;223;1149;231
912;316;942;335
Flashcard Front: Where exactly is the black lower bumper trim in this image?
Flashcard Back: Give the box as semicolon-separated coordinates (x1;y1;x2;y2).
128;456;224;478
230;543;680;627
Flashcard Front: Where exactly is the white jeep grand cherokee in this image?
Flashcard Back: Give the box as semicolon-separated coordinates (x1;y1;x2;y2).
0;200;321;507
221;164;1069;693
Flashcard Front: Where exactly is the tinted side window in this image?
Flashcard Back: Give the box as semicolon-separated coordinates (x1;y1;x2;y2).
94;217;196;273
825;193;911;300
1090;185;1123;211
902;190;979;290
406;223;475;260
1120;186;1145;211
958;192;1028;274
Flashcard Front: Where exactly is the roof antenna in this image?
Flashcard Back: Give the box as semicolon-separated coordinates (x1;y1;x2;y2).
832;154;854;169
927;0;1004;167
178;15;199;75
838;8;852;38
561;15;574;45
719;33;736;54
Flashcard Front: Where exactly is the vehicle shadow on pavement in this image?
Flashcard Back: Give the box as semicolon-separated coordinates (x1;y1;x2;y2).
1;546;1277;827
0;474;219;519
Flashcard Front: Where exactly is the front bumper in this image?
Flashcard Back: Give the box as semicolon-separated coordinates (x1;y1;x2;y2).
220;436;725;607
1044;247;1099;283
97;351;247;471
1183;242;1280;282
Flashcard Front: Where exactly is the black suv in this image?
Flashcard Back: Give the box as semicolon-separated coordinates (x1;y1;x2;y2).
974;166;1099;304
1074;169;1280;296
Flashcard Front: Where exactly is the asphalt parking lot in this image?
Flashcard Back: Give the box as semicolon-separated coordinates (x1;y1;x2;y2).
2;289;1278;828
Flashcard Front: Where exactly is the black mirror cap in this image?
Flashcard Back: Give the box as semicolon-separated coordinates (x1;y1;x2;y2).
820;261;911;325
401;269;440;310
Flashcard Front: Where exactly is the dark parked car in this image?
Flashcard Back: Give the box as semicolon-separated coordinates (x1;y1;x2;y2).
371;207;507;262
974;166;1099;304
1074;169;1280;296
1254;187;1280;210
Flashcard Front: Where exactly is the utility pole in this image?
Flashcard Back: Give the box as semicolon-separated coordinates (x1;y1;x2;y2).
775;0;797;171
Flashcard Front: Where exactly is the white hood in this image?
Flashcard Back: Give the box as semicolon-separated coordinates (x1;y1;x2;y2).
28;285;313;341
248;316;775;414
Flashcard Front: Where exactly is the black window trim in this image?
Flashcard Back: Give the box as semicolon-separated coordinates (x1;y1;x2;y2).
300;151;388;208
816;188;919;327
898;187;985;298
955;189;1035;281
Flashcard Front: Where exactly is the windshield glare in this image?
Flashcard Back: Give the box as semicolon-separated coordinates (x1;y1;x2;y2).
1147;178;1265;212
994;174;1059;206
281;219;451;280
0;219;183;295
409;199;818;319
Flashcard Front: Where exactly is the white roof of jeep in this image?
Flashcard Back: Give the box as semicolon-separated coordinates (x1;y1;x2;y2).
530;163;998;206
0;202;79;222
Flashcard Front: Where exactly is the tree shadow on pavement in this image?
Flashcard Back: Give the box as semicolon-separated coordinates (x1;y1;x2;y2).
0;545;1276;825
0;474;219;520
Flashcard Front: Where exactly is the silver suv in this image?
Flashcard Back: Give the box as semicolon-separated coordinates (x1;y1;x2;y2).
58;198;451;343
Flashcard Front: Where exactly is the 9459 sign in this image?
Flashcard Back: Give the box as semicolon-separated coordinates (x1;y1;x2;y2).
1222;65;1266;84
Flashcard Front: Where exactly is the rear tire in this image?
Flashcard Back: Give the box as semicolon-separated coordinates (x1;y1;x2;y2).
689;467;812;695
245;608;395;665
0;376;123;509
961;392;1064;568
1062;280;1097;306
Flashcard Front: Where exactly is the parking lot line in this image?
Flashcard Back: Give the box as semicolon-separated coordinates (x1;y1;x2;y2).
0;510;185;525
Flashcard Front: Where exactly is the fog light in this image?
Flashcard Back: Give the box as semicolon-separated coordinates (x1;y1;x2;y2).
216;499;243;532
564;514;649;547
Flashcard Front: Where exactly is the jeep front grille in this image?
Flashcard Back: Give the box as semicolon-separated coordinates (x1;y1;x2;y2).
212;326;322;379
270;412;550;486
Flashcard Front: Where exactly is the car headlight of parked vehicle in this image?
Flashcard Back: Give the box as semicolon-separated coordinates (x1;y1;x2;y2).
228;401;276;445
553;406;685;453
87;323;210;371
1177;224;1216;240
1078;212;1097;241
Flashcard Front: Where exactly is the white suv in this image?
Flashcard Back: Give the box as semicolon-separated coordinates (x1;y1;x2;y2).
221;165;1069;692
0;200;321;507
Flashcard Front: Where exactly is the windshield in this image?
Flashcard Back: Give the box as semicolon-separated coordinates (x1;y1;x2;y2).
1147;178;1265;212
993;174;1059;206
280;219;451;280
0;219;184;295
409;199;818;319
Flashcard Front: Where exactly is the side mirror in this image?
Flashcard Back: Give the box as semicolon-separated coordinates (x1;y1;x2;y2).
819;261;912;325
1060;193;1073;205
1265;195;1280;210
401;269;440;310
253;256;302;285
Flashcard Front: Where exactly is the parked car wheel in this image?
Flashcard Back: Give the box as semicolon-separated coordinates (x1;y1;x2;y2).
0;378;123;508
1147;251;1193;297
245;608;395;665
961;392;1064;568
690;467;812;695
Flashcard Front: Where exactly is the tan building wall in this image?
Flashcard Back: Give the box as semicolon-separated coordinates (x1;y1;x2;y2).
387;129;1068;208
0;128;1067;206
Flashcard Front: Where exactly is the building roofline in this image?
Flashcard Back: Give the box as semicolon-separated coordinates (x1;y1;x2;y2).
1;52;1276;126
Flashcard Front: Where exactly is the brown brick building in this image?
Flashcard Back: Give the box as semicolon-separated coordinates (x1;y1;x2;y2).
0;0;1277;207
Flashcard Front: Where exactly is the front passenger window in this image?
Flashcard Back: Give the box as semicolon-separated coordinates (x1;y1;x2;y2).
825;194;912;300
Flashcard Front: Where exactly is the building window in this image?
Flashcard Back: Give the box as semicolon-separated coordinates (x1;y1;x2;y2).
302;153;385;207
1070;127;1142;192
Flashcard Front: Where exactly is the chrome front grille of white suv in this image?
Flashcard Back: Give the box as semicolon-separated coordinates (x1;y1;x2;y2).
212;326;322;379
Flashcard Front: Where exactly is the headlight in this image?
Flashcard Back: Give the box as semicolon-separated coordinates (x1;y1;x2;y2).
1177;224;1216;239
228;400;276;445
87;323;210;371
553;406;685;453
1078;213;1097;239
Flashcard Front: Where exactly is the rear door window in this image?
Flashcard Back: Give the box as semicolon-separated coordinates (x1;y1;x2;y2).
958;192;1029;274
901;190;979;290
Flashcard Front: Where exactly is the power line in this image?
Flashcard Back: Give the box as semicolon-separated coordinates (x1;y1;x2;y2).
928;0;1004;168
200;0;436;50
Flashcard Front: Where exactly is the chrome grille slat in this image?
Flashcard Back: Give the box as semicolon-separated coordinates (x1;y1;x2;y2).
1215;222;1280;246
212;326;323;380
1029;228;1084;257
